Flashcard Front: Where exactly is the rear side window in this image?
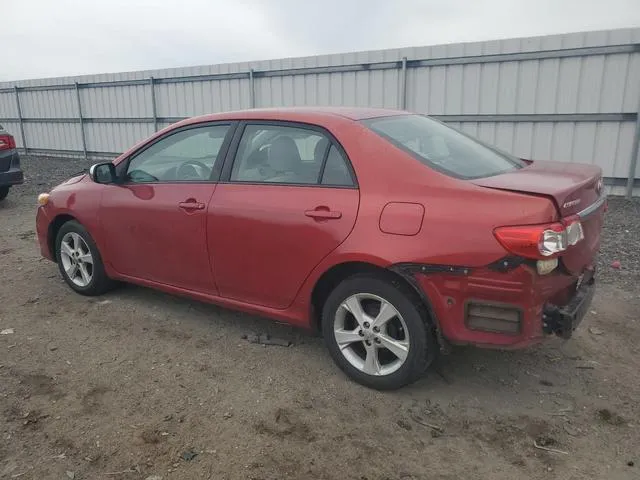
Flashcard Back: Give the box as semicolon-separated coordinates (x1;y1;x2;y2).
362;115;525;179
230;124;355;187
231;125;324;184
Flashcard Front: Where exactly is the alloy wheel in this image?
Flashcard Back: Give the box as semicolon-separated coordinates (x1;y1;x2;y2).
333;293;410;376
59;232;94;287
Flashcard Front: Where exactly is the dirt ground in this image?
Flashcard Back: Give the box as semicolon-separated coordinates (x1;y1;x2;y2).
1;156;639;480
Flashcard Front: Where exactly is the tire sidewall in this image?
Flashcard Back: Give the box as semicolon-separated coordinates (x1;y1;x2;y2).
322;275;435;390
0;186;9;201
55;221;108;295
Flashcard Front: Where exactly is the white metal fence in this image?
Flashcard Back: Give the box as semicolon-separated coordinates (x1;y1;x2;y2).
1;28;639;196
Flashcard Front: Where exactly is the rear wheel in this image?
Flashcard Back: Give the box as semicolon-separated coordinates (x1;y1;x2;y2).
55;220;116;296
0;186;9;201
322;274;436;390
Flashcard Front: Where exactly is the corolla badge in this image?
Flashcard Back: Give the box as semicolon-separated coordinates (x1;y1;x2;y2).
563;198;581;209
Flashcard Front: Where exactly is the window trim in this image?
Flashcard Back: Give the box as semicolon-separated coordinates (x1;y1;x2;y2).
219;120;358;189
316;141;331;184
117;121;238;185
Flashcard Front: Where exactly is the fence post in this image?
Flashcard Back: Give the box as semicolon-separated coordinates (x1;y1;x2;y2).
14;86;27;155
149;77;158;132
400;57;408;110
249;69;255;108
626;100;640;199
74;82;88;161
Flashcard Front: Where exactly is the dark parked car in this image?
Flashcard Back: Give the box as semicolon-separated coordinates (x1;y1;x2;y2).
0;124;23;201
35;107;605;390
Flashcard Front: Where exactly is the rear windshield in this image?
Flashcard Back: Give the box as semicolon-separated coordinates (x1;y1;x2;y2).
362;115;525;179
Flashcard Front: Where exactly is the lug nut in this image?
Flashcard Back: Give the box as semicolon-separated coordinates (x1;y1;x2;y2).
363;321;370;329
365;340;371;346
374;338;381;344
372;326;380;333
358;330;364;337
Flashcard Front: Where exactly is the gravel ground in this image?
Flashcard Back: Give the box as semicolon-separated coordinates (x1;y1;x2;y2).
1;155;639;480
596;196;640;289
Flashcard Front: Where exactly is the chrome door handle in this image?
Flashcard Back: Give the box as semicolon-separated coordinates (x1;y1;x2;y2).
305;209;342;219
178;201;205;210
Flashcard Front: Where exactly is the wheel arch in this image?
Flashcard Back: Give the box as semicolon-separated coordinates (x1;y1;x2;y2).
310;260;441;336
48;214;78;261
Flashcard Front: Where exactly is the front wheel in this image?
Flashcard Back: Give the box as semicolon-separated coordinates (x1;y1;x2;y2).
321;274;437;390
55;220;116;296
0;186;9;201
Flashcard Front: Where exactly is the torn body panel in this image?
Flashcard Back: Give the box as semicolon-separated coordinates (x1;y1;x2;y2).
391;260;593;350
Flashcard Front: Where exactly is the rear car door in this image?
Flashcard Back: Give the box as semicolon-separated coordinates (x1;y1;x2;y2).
208;121;359;309
99;122;234;293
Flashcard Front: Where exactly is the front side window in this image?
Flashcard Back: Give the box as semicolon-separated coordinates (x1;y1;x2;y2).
127;125;230;183
362;115;525;179
231;124;331;185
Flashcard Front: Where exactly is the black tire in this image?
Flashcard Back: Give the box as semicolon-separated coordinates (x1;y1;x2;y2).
0;186;9;201
321;274;437;390
55;220;116;296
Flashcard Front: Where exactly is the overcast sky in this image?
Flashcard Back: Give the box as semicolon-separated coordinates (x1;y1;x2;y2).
2;0;639;81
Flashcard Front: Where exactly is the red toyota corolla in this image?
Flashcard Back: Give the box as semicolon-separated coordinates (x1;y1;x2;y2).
35;107;605;389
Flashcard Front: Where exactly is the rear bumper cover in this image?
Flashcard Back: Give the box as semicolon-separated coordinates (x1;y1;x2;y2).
0;150;23;186
397;261;595;349
0;168;24;186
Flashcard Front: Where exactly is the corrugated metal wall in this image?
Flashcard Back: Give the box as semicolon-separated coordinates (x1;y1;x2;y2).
1;27;639;195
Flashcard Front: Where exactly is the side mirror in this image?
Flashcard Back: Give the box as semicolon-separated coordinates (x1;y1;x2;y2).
89;162;117;184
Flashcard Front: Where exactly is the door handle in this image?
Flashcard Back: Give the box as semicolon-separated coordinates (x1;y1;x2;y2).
178;200;206;211
305;208;342;220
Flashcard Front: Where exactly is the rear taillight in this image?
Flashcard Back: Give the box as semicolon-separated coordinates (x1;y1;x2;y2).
494;218;584;260
0;134;16;151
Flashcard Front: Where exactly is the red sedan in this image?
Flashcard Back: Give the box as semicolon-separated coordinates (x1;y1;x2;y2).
36;107;605;389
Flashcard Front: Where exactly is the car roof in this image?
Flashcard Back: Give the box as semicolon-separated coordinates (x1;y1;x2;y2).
180;107;409;126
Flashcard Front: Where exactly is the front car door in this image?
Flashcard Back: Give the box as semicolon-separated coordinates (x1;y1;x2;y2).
99;122;235;293
208;121;360;309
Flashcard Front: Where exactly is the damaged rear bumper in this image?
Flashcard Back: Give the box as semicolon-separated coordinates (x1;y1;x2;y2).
393;261;596;350
543;272;595;339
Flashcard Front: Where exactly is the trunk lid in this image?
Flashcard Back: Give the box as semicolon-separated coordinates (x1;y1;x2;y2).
472;160;602;216
472;160;605;275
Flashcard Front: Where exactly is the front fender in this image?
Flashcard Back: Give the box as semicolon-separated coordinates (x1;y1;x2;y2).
39;178;105;260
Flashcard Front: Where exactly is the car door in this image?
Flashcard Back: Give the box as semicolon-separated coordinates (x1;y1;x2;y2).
99;122;234;293
207;121;360;309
